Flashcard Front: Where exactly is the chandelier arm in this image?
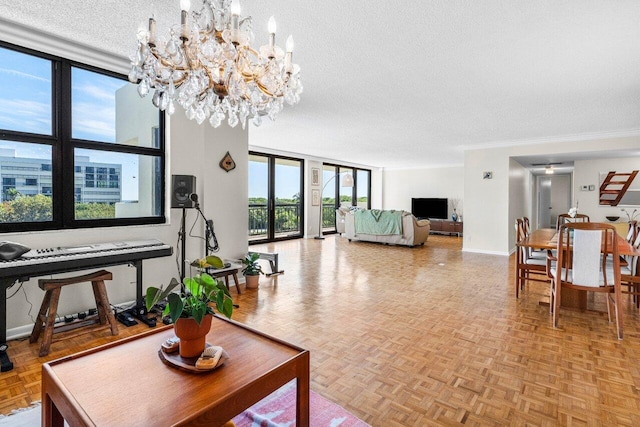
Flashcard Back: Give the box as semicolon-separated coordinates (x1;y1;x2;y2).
147;47;190;89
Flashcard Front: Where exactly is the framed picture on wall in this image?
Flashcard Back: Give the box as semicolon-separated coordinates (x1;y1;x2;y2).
311;168;320;186
312;189;320;206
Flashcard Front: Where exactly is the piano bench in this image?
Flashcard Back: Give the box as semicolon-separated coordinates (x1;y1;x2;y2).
29;269;119;357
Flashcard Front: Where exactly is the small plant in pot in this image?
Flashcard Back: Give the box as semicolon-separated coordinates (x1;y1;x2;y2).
241;252;263;289
145;264;233;358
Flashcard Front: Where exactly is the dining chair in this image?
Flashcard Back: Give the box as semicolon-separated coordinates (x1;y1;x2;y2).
619;230;640;309
549;223;623;339
555;213;590;230
515;218;548;298
625;220;638;243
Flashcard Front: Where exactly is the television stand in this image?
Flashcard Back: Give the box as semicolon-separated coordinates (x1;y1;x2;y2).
428;219;463;237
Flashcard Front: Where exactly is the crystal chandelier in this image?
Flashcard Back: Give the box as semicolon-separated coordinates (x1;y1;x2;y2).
129;0;303;129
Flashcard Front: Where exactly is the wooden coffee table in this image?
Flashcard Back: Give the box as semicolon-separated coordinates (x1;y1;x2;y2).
42;316;310;426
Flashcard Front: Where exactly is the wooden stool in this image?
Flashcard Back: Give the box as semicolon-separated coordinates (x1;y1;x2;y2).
30;270;119;356
208;267;242;295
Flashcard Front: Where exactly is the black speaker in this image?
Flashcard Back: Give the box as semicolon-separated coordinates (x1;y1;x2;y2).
171;175;196;208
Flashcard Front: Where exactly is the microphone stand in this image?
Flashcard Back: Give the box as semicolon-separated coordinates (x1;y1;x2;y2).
191;195;218;256
180;206;187;291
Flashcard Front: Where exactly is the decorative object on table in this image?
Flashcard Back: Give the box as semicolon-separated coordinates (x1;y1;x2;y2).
450;198;460;222
241;252;263;289
606;216;620;222
129;0;303;129
192;255;226;269
145;262;234;358
622;208;639;222
162;336;180;353
219;151;236;172
159;342;230;373
195;345;225;369
568;206;578;218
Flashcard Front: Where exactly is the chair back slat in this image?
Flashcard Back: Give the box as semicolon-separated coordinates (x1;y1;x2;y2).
572;229;603;287
556;213;590;230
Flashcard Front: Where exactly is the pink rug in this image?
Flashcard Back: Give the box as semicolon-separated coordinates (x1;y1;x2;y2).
232;380;370;427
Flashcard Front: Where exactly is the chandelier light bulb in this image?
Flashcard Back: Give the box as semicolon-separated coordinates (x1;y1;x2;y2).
286;35;294;53
131;0;303;128
268;16;277;34
231;0;241;15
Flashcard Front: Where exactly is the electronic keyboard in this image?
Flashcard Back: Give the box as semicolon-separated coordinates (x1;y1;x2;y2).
0;239;173;357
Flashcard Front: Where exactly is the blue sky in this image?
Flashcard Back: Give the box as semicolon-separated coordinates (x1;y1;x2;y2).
0;47;145;200
249;160;301;199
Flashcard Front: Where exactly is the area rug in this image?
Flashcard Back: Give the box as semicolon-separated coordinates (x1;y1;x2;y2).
0;381;369;427
233;380;369;427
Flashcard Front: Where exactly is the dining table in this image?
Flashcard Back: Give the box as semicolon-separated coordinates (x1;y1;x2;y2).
516;226;640;310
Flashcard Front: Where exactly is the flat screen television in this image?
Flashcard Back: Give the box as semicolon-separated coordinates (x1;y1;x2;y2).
411;198;448;219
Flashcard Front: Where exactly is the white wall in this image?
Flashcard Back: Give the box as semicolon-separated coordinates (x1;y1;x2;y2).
464;136;640;255
306;159;322;237
382;166;464;217
507;159;532;253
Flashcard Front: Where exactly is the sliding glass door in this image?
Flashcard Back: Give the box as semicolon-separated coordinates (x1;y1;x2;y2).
249;153;304;243
320;164;371;235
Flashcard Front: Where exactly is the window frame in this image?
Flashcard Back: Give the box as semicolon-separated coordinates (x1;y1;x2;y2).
320;163;371;236
248;151;305;244
0;41;166;232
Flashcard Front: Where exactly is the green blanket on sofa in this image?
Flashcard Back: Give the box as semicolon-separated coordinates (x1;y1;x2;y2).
354;210;403;235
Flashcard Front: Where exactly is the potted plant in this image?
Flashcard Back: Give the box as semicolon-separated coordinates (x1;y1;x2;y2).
145;260;233;358
241;252;263;289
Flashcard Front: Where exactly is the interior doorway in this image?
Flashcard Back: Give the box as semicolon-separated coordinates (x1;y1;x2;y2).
536;174;572;229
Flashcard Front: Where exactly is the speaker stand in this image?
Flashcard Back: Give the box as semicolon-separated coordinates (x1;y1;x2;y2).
179;207;187;292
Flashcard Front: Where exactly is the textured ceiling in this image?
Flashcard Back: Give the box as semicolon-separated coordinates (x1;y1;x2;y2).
1;0;639;168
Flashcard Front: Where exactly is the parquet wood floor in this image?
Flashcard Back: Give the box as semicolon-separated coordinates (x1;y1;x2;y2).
2;234;640;426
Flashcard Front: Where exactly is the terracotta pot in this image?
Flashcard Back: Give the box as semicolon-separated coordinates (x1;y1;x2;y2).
245;274;260;289
174;314;213;358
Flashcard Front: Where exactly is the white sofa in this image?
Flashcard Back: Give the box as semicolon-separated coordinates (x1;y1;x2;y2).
343;210;430;247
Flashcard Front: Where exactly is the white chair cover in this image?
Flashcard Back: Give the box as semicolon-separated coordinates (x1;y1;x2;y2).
572;229;602;287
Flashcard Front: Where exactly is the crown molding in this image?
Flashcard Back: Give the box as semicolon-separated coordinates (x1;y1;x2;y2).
461;129;640;151
0;17;129;74
382;163;465;172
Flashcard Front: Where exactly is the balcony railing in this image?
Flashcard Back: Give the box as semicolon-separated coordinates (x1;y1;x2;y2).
321;204;336;231
248;203;301;240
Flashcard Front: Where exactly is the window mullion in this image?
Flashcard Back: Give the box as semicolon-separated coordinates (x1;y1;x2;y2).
57;60;74;227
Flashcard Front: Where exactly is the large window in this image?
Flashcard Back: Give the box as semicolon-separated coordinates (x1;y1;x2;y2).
248;153;304;242
320;164;371;235
0;42;165;232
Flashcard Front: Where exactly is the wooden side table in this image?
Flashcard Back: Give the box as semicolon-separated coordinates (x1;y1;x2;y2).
42;316;310;426
207;264;242;295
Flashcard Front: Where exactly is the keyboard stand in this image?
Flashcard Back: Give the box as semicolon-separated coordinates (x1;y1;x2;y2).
0;278;15;371
0;345;12;372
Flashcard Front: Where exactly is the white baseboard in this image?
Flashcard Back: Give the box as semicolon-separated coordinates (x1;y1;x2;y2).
461;248;511;257
7;324;34;341
6;298;138;342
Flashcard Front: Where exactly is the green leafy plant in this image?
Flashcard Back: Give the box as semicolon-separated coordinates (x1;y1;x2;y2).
241;252;263;276
145;272;233;325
